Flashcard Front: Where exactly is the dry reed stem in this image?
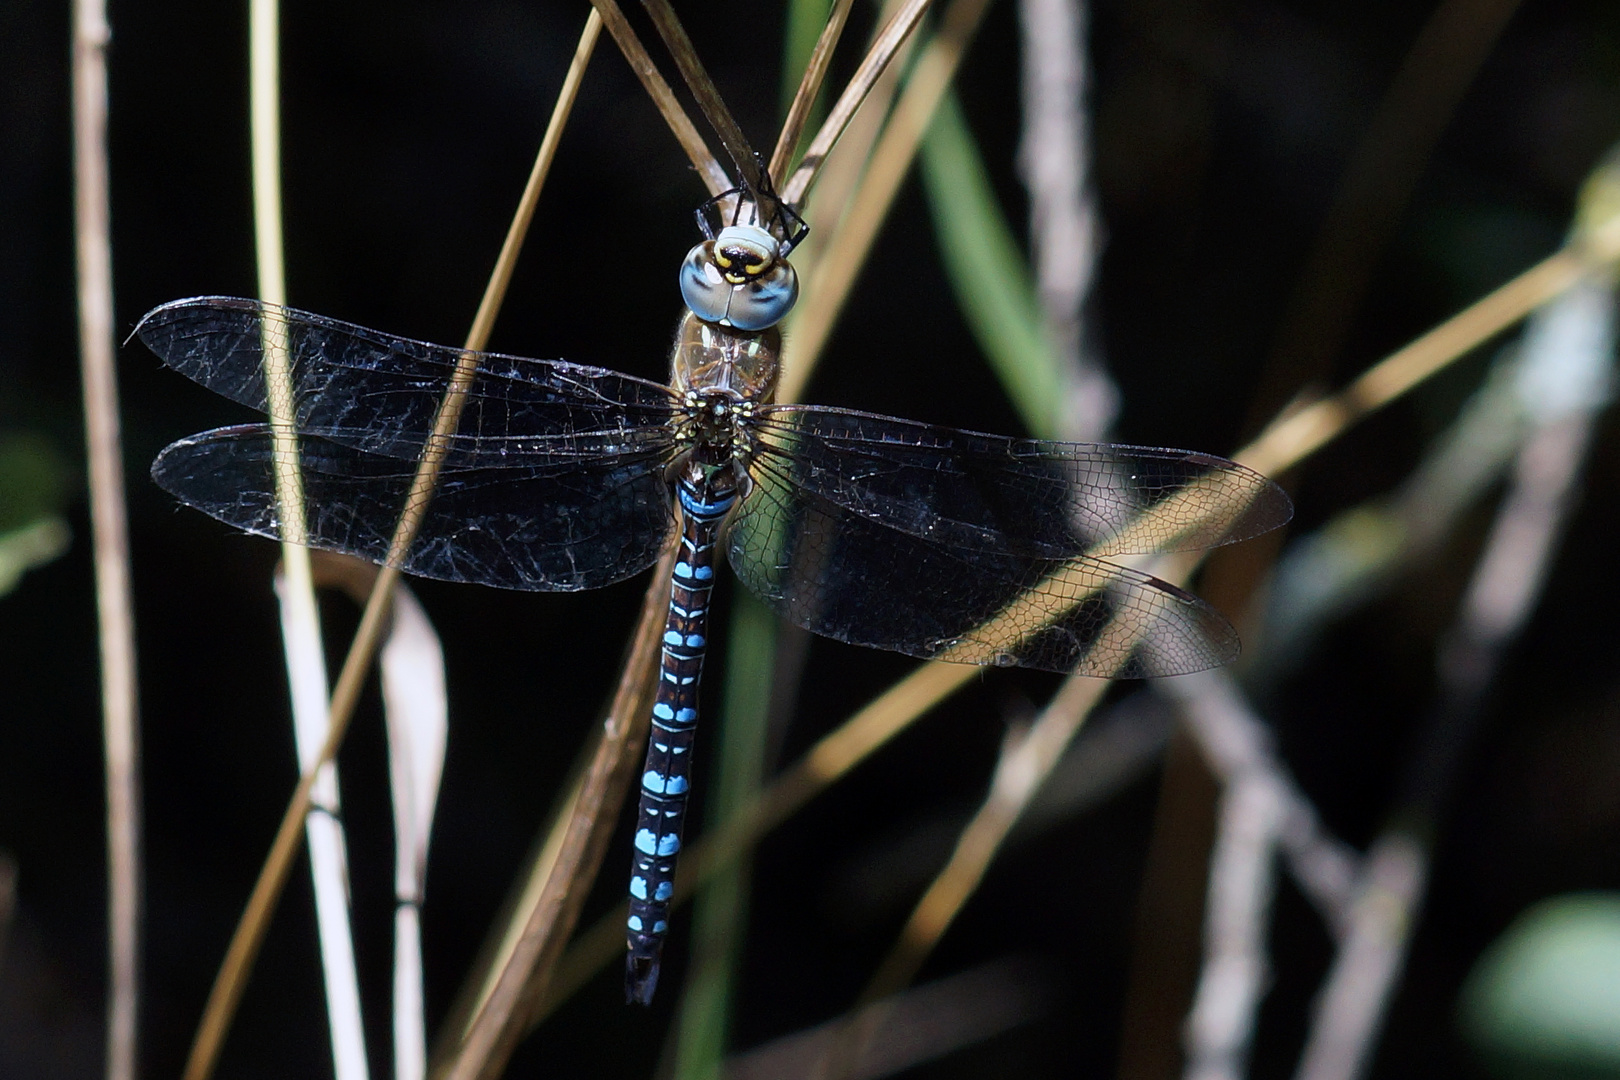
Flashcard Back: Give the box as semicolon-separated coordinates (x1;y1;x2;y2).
782;0;935;207
437;548;673;1080
1238;221;1620;478
246;3;364;1070
785;0;996;390
589;0;730;196
778;0;918;405
641;0;762;192
180;16;602;1080
864;671;1112;1000
72;1;141;1077
770;0;858;185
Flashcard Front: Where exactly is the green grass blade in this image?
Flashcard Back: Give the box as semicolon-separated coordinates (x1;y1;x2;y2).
672;592;777;1080
921;90;1067;440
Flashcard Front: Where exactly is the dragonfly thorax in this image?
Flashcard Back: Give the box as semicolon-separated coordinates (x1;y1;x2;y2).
669;311;782;404
676;386;758;463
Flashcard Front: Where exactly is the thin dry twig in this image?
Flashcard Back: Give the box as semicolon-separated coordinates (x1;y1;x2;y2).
725;957;1057;1080
248;0;367;1074
786;0;997;384
641;0;761;191
1238;211;1620;477
860;672;1111;1004
1018;0;1115;442
770;0;858;185
1181;774;1284;1080
180;15;602;1080
782;0;934;206
1161;671;1358;931
589;0;730;195
437;549;673;1080
1293;272;1616;1080
72;1;141;1077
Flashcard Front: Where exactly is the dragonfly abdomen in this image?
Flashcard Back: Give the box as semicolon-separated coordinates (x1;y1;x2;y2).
625;470;735;1005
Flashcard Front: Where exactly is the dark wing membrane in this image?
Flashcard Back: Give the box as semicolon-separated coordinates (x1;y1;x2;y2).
727;449;1238;677
750;407;1291;558
136;297;678;464
153;425;676;591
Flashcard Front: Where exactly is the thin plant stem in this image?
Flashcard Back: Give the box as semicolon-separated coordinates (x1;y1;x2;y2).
770;0;857;184
782;0;935;207
783;0;996;399
179;14;602;1080
72;1;140;1078
863;672;1112;1001
1237;217;1620;478
247;1;368;1075
590;0;731;195
642;0;762;192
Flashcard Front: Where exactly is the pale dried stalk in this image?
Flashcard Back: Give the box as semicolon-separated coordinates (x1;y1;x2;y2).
770;0;858;184
642;0;763;191
437;549;672;1080
247;0;367;1074
862;671;1113;1000
181;15;602;1080
72;1;141;1077
1239;216;1620;477
1018;0;1116;442
785;0;996;385
1293;272;1616;1080
589;0;730;195
782;0;935;206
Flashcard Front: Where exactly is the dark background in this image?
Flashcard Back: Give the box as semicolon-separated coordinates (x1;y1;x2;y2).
2;0;1619;1077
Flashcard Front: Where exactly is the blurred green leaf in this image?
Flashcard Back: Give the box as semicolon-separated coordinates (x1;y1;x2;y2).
920;91;1067;441
1460;892;1620;1079
0;431;74;595
0;431;73;534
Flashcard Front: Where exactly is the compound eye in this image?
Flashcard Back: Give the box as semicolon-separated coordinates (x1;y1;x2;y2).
720;262;798;330
679;241;731;323
678;241;800;330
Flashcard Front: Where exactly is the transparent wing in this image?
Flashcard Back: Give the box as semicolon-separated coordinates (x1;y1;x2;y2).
153;425;676;591
727;444;1240;677
749;407;1291;558
135;296;679;463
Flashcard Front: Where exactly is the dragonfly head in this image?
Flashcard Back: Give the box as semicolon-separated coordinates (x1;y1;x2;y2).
679;224;799;332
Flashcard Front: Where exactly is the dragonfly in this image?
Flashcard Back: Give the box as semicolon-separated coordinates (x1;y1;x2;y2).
137;194;1291;1005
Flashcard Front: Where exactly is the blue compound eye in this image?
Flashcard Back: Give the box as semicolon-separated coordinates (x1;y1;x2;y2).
718;262;797;331
677;225;800;331
679;242;732;323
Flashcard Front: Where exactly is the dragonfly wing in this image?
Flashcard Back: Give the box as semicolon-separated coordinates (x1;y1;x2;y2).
154;425;676;591
751;407;1291;558
728;449;1239;677
136;297;677;464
